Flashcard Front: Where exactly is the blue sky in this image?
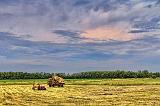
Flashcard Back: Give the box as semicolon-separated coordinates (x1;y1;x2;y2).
0;0;160;73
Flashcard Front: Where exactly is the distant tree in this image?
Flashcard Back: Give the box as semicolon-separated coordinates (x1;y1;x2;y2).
0;70;159;79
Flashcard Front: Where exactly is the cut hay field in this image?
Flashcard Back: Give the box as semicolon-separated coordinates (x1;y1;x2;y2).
0;78;160;106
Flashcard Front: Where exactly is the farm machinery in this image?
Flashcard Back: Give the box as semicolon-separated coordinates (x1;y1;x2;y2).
32;83;46;90
48;76;65;87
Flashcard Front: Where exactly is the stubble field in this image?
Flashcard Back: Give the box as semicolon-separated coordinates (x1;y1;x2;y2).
0;78;160;106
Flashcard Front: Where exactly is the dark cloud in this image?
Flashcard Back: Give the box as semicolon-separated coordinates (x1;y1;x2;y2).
53;30;82;39
73;0;91;6
129;29;149;33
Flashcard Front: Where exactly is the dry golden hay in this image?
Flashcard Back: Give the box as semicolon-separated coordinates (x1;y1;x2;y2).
48;75;65;87
52;76;64;83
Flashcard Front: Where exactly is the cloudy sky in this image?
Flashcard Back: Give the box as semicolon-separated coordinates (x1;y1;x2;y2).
0;0;160;73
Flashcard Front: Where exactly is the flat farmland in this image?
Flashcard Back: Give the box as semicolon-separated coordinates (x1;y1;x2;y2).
0;78;160;106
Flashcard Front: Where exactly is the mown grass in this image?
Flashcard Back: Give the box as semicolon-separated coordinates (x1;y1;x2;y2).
0;84;160;105
0;78;160;106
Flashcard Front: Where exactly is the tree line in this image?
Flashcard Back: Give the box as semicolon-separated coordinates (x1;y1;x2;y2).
0;70;159;80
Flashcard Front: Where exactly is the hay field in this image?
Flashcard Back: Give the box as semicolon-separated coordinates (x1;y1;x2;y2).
0;79;160;106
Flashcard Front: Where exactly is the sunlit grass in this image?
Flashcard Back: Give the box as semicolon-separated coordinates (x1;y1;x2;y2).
1;78;160;85
0;79;160;105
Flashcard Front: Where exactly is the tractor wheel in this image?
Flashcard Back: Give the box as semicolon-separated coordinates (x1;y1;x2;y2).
52;84;55;87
